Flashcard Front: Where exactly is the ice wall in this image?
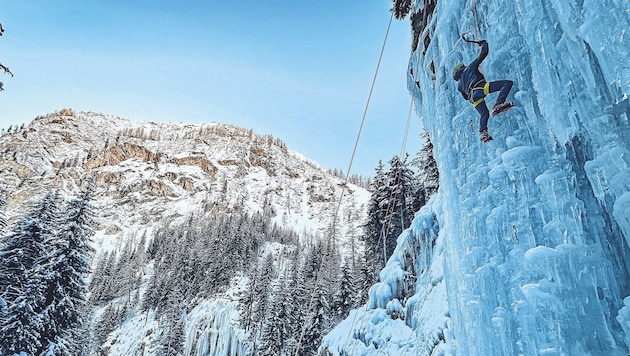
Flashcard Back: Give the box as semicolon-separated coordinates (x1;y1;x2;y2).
183;300;247;356
323;0;630;354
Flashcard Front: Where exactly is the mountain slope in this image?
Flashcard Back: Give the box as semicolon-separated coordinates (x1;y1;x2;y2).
323;0;630;354
0;110;370;355
0;110;368;253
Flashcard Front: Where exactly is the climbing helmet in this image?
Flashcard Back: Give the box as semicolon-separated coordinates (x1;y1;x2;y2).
452;63;465;80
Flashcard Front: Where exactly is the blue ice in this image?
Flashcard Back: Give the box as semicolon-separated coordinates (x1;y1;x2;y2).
323;0;630;354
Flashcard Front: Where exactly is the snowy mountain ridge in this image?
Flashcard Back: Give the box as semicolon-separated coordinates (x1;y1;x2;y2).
323;0;630;355
0;110;368;252
0;110;370;355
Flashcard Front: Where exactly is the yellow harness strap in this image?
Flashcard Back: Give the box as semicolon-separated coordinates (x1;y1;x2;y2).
472;82;491;108
472;97;485;107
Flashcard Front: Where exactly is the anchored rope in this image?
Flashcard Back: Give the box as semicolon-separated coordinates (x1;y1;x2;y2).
293;11;395;356
345;30;422;356
400;91;415;159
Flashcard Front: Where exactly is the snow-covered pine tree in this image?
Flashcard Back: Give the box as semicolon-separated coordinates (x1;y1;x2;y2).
156;306;185;356
412;130;439;205
239;263;258;334
259;280;289;355
140;267;159;312
377;155;417;266
251;253;275;344
0;192;61;355
345;193;361;271
1;285;45;355
302;240;324;282
88;252;107;301
299;283;331;356
319;238;341;330
113;232;146;306
125;230;147;304
294;241;336;356
282;246;307;355
363;161;387;281
90;251;118;303
353;256;372;306
37;183;96;353
94;303;120;352
333;261;357;322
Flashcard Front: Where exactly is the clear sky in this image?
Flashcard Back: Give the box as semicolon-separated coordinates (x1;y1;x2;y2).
0;1;420;177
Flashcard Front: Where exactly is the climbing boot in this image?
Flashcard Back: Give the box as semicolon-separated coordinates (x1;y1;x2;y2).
480;130;493;143
492;102;515;116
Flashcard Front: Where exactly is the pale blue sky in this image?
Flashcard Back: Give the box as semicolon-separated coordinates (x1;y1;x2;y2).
0;1;419;177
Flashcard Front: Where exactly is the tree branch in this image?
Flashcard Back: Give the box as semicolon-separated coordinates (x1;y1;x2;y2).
0;64;13;78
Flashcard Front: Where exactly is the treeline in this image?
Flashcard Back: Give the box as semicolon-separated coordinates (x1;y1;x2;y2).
88;207;368;355
239;238;364;355
326;168;371;189
363;131;438;285
237;132;439;355
0;182;96;356
90;211;301;355
1;123;26;135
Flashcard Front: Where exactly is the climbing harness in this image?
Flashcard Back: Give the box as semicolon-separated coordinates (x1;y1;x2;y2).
471;81;490;107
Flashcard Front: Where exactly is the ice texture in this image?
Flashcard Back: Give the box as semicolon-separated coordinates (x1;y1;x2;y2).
323;0;630;354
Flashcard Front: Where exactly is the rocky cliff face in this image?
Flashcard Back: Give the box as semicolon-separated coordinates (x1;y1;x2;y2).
0;110;369;254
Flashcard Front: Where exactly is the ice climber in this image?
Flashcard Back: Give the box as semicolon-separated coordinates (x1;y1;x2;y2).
452;37;514;143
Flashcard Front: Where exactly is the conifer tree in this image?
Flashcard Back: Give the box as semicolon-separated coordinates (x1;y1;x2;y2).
239;263;258;333
295;242;335;356
354;256;372;306
382;155;416;256
0;192;60;355
38;183;96;353
319;239;340;328
259;280;289;355
362;156;419;286
412;130;439;205
363;161;387;281
0;192;57;301
157;307;185;356
94;303;127;352
90;251;117;303
251;253;275;344
392;0;414;19
283;247;307;354
300;285;330;356
333;262;357;322
1;285;45;355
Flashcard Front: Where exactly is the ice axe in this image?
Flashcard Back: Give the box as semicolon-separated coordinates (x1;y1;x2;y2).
461;32;484;45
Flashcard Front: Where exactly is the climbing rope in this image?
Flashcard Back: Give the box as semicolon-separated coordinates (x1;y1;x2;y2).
400;97;414;159
293;11;395;356
345;32;422;356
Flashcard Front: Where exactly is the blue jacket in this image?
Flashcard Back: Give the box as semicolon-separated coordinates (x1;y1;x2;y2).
457;41;488;101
